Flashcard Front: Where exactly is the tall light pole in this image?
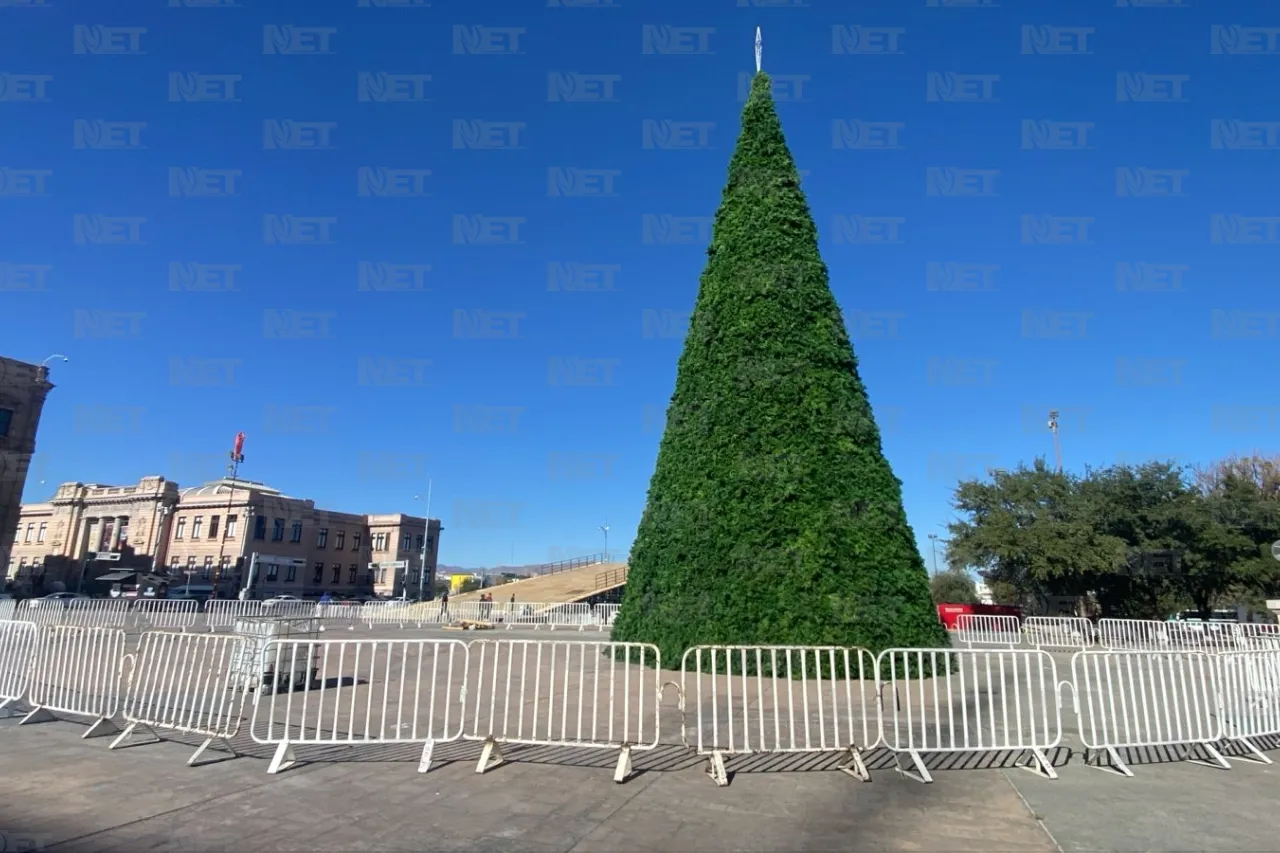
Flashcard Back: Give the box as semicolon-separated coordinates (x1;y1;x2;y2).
40;354;68;368
414;480;432;601
928;533;939;577
210;432;246;598
1048;410;1063;474
599;518;610;561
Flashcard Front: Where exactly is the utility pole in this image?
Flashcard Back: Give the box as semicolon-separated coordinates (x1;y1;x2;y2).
1048;410;1063;474
928;533;939;577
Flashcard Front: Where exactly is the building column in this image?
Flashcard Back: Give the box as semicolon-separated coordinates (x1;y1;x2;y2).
79;517;96;558
110;516;124;551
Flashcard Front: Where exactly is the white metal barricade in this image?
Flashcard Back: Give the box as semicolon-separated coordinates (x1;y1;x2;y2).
878;647;1062;783
261;601;318;620
1096;619;1170;651
1023;616;1094;650
0;620;38;714
680;645;877;787
110;631;251;765
464;639;662;783
1067;649;1227;776
360;600;411;628
0;600;16;622
594;603;620;630
955;614;1022;648
204;600;264;631
20;625;127;737
314;603;361;630
132;599;199;631
19;598;64;627
1217;649;1280;764
249;637;468;775
61;598;131;629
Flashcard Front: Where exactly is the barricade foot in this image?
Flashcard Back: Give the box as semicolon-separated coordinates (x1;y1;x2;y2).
108;722;162;750
418;738;435;774
476;739;504;774
1229;738;1274;765
1085;747;1133;777
613;744;633;783
706;751;729;787
83;716;119;739
267;740;297;774
17;707;56;727
189;736;238;767
1019;747;1058;780
837;746;870;782
1185;742;1231;771
894;749;933;784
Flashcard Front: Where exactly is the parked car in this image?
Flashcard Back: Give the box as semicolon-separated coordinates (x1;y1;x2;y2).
263;595;302;605
42;592;90;608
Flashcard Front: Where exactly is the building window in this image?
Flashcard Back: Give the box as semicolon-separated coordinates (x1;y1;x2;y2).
335;530;346;550
191;517;203;539
416;534;424;551
208;515;220;540
254;514;266;540
36;522;47;544
372;533;387;552
312;562;324;584
331;563;341;584
201;556;213;580
170;556;180;570
174;517;187;540
317;528;329;549
118;521;129;547
378;566;387;584
401;533;412;551
352;532;362;551
266;562;278;582
23;523;34;543
427;536;434;550
348;565;358;584
226;515;238;538
285;563;297;582
186;556;197;576
272;518;284;541
291;521;303;543
0;408;12;438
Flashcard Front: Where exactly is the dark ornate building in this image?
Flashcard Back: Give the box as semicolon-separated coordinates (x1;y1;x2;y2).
0;357;54;582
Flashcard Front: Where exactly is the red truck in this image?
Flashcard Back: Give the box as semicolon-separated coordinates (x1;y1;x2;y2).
936;602;1022;630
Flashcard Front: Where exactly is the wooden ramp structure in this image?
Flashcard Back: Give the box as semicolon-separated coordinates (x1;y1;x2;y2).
448;561;627;604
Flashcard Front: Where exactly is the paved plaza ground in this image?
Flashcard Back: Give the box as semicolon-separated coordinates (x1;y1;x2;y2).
0;625;1276;852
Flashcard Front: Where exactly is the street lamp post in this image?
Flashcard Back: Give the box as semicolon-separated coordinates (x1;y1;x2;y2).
928;533;939;577
209;434;246;598
599;518;609;562
414;481;432;602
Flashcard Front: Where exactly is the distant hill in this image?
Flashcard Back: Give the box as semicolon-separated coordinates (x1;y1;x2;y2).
437;564;537;577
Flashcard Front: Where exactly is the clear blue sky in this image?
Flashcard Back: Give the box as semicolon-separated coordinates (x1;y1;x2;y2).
2;0;1274;570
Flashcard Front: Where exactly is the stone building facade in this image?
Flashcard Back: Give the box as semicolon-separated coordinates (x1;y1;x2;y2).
7;475;441;600
0;357;54;578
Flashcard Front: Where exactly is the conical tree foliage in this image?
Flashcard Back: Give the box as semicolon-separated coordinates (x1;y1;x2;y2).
613;73;948;662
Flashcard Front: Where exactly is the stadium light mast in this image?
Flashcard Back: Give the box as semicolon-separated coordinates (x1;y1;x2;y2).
1048;410;1063;474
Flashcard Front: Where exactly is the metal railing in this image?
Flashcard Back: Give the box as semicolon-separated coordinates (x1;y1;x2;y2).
595;565;628;590
528;553;609;578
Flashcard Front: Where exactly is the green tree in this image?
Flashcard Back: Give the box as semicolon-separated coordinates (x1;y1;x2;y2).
929;570;978;606
612;73;946;663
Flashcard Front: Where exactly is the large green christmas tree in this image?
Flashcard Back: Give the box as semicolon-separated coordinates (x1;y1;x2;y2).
612;72;948;662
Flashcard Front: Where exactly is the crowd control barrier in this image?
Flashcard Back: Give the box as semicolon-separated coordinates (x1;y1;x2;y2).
260;601;318;620
314;603;362;630
680;645;877;786
1216;649;1280;764
249;637;468;775
954;614;1022;648
878;648;1062;783
63;599;131;629
19;625;127;738
1096;619;1169;651
204;600;264;631
594;604;620;630
464;639;662;783
111;631;251;765
1066;649;1227;776
0;600;17;622
132;598;198;631
1023;617;1093;650
0;620;38;715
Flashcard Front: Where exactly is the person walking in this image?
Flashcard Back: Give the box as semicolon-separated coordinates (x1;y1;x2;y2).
439;590;450;622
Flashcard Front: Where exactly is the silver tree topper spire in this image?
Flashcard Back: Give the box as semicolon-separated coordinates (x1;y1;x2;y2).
755;27;762;73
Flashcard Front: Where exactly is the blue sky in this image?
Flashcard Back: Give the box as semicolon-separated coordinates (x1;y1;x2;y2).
1;0;1275;570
